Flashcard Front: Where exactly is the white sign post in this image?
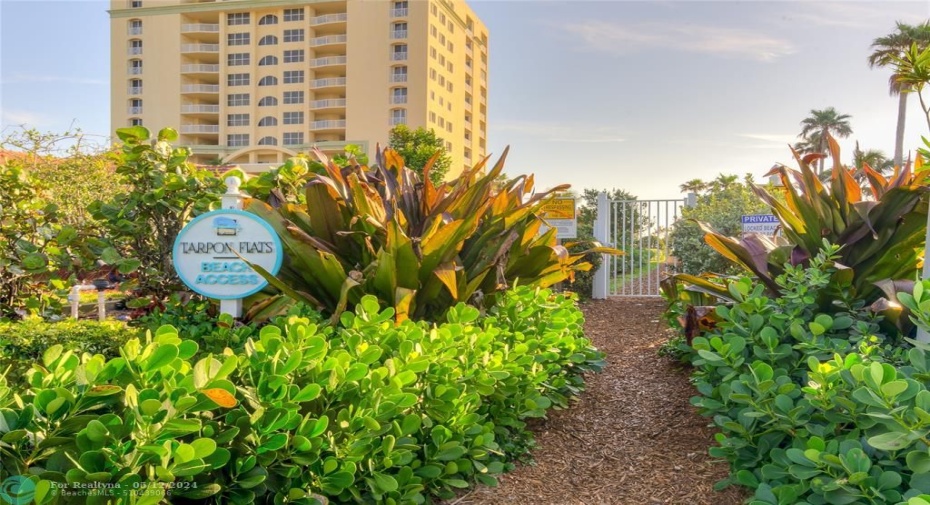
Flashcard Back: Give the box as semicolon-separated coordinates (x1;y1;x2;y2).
173;177;282;318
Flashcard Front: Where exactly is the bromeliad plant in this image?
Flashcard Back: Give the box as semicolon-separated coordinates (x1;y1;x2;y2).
245;147;615;322
672;136;929;319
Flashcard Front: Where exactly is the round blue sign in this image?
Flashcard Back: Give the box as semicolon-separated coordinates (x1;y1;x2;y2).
173;209;283;300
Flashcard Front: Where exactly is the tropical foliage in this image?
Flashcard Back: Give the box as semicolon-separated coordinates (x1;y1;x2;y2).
244;147;612;323
0;287;604;504
388;125;452;185
88;127;224;299
797;107;853;175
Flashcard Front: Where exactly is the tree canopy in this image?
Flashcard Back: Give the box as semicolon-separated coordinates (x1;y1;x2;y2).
387;125;452;184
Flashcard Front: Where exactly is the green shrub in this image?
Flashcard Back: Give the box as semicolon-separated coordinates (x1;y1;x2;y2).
0;319;138;384
679;248;930;503
0;286;603;504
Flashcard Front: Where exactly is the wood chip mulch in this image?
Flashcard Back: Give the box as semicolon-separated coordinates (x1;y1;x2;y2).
456;297;748;505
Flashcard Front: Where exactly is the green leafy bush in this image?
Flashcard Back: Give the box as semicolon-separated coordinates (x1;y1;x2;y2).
246;147;614;323
680;249;930;504
0;286;603;504
0;319;138;384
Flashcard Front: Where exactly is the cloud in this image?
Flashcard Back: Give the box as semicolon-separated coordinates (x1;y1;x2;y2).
1;72;107;85
562;21;796;62
783;2;930;29
491;120;627;143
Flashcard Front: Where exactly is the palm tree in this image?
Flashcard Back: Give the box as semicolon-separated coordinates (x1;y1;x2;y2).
868;22;930;170
853;142;894;174
799;107;853;175
892;42;930;134
679;178;707;194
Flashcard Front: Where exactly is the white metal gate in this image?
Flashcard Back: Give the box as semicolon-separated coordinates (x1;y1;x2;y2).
592;194;688;297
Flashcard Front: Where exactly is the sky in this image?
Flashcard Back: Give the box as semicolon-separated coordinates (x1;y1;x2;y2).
2;0;930;199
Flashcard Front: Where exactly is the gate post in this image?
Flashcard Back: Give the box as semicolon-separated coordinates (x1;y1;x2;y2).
592;192;609;299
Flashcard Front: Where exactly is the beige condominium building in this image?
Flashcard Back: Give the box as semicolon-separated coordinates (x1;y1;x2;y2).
110;0;488;177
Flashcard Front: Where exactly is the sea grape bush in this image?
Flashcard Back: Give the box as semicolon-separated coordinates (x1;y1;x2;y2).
685;250;930;504
0;286;603;504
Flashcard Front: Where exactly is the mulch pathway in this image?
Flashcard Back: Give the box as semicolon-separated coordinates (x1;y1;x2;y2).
456;297;747;505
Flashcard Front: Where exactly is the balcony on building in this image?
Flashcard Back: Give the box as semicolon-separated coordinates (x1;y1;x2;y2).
392;51;408;61
181;23;219;34
391;95;407;105
128;26;142;36
309;98;347;111
310;56;347;69
311;77;347;90
128;86;143;95
391;30;407;40
181;43;219;55
181;64;220;77
309;13;347;27
181;104;220;115
309;120;347;132
389;116;406;126
127;106;143;115
309;34;347;49
180;124;219;134
391;7;408;17
391;73;407;83
181;84;220;99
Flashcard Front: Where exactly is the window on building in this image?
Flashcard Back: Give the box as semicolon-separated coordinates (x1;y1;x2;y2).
447;82;453;92
438;117;444;127
448;41;453;52
228;53;250;66
390;108;407;125
392;22;407;39
129;118;143;126
227;114;249;127
439;34;445;45
392;87;408;104
393;44;408;61
283;111;304;124
259;55;278;66
431;4;437;15
130;0;141;7
258;96;278;106
258;116;278;127
128;19;142;35
447;121;453;132
429;68;436;80
283;29;304;43
227;32;250;46
259;35;277;46
130;59;143;74
129;98;142;114
440;13;446;24
258;136;278;145
283;49;304;63
465;75;472;86
283;8;304;22
431;25;437;37
283;91;304;104
429;111;436;123
283;132;304;145
449;21;454;33
258;14;278;25
283;70;304;84
439;54;445;65
129;39;142;55
227;93;250;106
129;78;142;94
227;134;249;147
430;47;437;59
438;75;445;86
258;75;278;86
228;73;250;86
392;1;408;16
227;12;249;26
392;66;407;83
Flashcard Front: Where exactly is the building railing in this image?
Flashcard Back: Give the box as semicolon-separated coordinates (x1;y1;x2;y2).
181;84;220;93
311;77;347;88
389;117;406;126
181;23;219;33
309;56;347;68
391;95;408;104
391;30;407;39
128;26;142;35
128;86;143;95
310;34;347;47
309;13;347;25
310;120;347;130
310;99;347;109
390;73;408;83
391;8;408;17
392;51;408;61
127;106;143;114
181;43;219;53
181;64;219;73
181;104;220;114
128;67;143;75
180;125;220;134
128;47;143;55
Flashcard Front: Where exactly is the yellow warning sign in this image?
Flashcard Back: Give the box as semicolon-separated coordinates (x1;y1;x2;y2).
539;198;576;220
